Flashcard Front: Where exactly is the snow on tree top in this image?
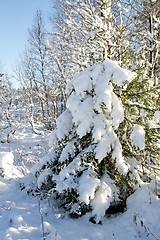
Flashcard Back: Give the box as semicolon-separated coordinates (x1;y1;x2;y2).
67;59;133;97
50;59;134;146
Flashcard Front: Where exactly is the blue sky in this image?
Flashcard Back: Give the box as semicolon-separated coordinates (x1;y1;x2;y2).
0;0;52;86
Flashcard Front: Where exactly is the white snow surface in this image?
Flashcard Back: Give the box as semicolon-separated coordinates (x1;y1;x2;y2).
78;172;100;205
0;152;14;178
48;109;73;147
154;110;160;123
91;181;113;222
130;124;145;150
0;124;160;240
0;175;160;240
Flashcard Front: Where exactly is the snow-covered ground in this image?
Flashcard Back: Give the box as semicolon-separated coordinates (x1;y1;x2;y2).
0;124;160;240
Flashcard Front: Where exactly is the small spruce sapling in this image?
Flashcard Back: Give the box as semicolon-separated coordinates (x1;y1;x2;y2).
32;59;149;222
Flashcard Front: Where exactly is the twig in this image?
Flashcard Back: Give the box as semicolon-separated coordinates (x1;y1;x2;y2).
38;197;46;240
133;213;159;240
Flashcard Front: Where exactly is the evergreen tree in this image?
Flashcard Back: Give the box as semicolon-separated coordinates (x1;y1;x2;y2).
120;0;160;169
32;59;148;222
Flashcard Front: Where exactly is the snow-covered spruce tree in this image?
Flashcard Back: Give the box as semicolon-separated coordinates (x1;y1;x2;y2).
32;59;149;222
119;0;160;173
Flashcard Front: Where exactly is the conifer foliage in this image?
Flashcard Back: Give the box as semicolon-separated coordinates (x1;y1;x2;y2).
31;59;147;222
